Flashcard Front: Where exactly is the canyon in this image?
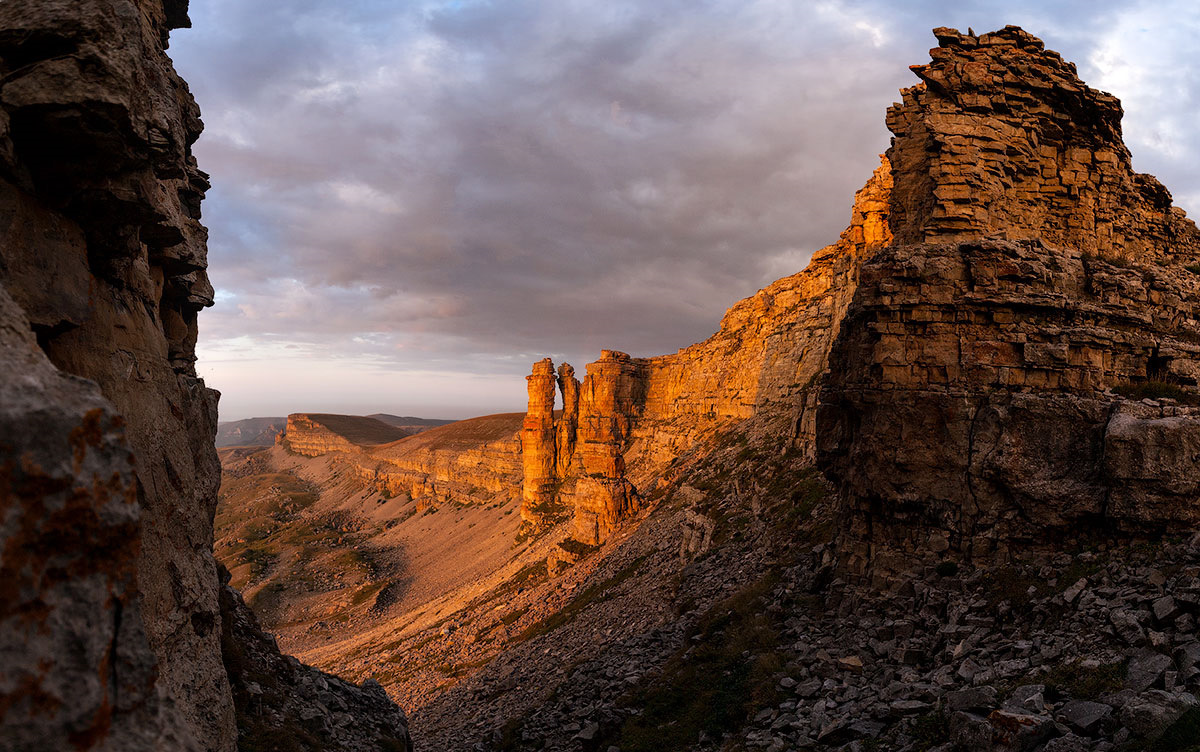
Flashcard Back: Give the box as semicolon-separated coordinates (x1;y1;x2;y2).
7;10;1200;752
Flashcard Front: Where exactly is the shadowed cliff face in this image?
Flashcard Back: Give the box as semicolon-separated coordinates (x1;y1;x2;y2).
0;1;230;747
0;2;411;750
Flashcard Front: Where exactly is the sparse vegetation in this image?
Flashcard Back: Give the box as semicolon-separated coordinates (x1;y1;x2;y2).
599;573;785;751
1041;659;1127;701
1114;380;1200;404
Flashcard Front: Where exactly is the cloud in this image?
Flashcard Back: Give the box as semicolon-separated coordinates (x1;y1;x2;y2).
168;1;1200;419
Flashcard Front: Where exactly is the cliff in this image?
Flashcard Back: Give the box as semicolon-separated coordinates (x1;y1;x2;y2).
281;412;411;457
366;413;523;508
817;26;1200;577
0;2;410;750
273;412;523;509
521;156;892;543
521;25;1200;576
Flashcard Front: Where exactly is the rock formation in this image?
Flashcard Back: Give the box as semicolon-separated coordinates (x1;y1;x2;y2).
521;25;1200;578
817;26;1200;578
0;2;410;749
520;156;892;543
521;358;559;521
363;413;522;508
280;413;410;457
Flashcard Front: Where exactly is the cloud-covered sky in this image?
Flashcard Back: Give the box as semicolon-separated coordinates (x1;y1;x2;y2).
168;1;1200;421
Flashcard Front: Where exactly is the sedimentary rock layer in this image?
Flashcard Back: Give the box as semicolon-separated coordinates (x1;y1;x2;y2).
817;26;1200;577
0;2;411;749
281;413;410;457
521;157;893;543
0;2;231;746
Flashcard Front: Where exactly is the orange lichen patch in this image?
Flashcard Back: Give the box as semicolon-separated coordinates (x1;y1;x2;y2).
68;409;111;472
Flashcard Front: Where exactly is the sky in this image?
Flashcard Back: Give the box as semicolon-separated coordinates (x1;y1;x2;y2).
168;0;1200;422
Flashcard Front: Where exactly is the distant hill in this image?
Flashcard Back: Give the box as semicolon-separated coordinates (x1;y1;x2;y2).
217;413;453;448
367;414;454;433
289;413;411;448
216;416;285;447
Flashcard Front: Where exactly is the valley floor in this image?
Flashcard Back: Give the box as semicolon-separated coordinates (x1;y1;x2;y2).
217;441;1200;752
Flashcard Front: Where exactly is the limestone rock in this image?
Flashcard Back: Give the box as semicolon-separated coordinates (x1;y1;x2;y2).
0;2;413;749
281;413;410;457
817;27;1200;577
0;285;199;751
520;157;894;543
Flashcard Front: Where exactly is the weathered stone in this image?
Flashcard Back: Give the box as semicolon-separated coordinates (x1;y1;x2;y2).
818;27;1200;577
1057;699;1111;734
0;285;200;751
0;3;412;749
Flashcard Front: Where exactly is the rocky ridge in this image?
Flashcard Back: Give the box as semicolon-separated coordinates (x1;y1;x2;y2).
281;413;412;457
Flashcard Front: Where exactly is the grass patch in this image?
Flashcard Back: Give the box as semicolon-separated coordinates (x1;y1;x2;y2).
518;556;647;641
1114;381;1200;405
501;605;530;626
1042;659;1127;701
599;573;784;751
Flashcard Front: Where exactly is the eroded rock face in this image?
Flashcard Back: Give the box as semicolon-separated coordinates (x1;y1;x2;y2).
520;158;893;543
0;287;199;752
0;2;411;749
886;26;1200;261
817;26;1200;578
281;413;409;457
0;1;231;747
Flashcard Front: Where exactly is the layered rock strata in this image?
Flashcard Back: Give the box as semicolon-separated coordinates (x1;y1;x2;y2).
816;26;1200;576
363;413;523;508
521;158;893;543
0;287;199;751
0;2;230;746
280;412;409;457
0;2;410;749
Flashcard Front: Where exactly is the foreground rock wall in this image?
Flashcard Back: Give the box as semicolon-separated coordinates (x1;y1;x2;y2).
0;2;411;749
521;159;893;543
817;26;1200;578
0;1;231;746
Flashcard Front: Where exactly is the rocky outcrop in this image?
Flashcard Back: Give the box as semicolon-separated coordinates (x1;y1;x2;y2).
0;2;410;749
219;568;412;752
886;27;1200;261
817;26;1200;577
0;286;199;751
521;359;559;521
521;157;892;543
364;413;523;508
0;1;230;746
281;413;409;457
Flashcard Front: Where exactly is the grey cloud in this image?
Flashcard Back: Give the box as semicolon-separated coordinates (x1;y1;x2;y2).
169;0;1200;417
